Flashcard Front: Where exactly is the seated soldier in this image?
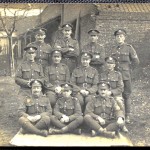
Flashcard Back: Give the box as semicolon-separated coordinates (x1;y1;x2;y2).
15;46;44;97
18;80;52;137
44;49;70;108
99;56;128;133
71;52;98;111
84;82;125;138
49;83;83;135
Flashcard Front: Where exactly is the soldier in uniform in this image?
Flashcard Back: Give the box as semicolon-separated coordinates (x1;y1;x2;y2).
18;80;52;137
49;83;83;135
99;56;128;132
24;28;52;69
111;29;140;123
54;23;80;73
82;29;105;72
44;49;70;108
71;52;99;111
15;46;44;97
84;82;125;138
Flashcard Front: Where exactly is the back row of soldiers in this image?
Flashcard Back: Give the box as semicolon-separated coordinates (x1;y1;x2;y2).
15;23;139;138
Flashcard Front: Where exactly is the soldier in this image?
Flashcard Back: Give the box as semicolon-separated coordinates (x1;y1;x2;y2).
71;52;99;111
54;23;80;73
24;28;52;68
82;29;105;72
111;29;140;123
49;83;83;135
84;82;125;138
18;80;52;137
44;49;70;108
15;46;44;97
99;56;128;132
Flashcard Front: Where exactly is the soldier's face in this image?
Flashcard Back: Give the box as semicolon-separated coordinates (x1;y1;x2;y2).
81;58;91;67
90;35;98;42
62;29;72;38
26;51;36;62
32;85;42;97
115;34;125;44
98;87;109;97
52;55;61;64
106;63;115;70
62;90;72;97
35;34;46;42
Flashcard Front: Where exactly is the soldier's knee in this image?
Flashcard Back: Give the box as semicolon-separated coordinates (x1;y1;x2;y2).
84;114;92;122
76;116;83;124
50;115;57;122
18;116;28;125
41;116;50;124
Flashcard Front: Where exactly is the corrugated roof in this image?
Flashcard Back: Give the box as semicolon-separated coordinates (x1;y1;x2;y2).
95;3;150;12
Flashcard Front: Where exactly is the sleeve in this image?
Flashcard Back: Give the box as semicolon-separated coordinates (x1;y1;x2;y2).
18;100;29;118
99;46;105;65
111;72;124;96
88;69;98;94
129;45;140;70
53;101;64;119
15;64;29;87
69;98;82;121
84;99;99;119
65;65;70;82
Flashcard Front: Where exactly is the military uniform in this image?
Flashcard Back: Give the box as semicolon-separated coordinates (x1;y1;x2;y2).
54;24;80;73
50;83;83;134
15;46;44;97
18;80;52;137
82;29;105;71
111;29;140;120
84;83;124;137
71;65;98;108
44;58;70;107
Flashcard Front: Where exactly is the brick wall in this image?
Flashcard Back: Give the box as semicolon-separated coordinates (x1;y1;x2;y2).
95;12;150;67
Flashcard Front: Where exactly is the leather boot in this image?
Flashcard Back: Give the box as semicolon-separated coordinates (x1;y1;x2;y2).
91;130;97;137
72;128;82;135
49;128;62;134
103;130;116;139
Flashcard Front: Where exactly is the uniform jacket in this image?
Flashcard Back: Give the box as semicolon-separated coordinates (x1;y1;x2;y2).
84;95;124;120
99;70;124;97
82;42;105;65
15;61;44;88
54;97;82;121
54;37;79;58
71;66;98;94
44;63;70;91
18;94;52;118
27;41;52;66
111;43;139;80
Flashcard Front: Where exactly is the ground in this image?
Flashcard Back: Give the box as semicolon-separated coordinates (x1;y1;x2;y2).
0;67;149;146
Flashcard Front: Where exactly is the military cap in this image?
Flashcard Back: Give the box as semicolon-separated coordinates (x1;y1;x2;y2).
81;52;93;59
61;83;73;91
24;46;37;52
88;29;100;36
62;23;73;30
105;56;117;64
98;81;111;89
35;28;47;35
114;29;126;36
51;48;62;57
30;79;43;87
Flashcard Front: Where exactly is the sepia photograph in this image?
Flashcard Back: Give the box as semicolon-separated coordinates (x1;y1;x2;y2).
0;3;149;146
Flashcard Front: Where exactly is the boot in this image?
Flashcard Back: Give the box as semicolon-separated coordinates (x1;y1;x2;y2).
49;128;62;134
91;130;97;137
72;128;82;135
103;130;116;139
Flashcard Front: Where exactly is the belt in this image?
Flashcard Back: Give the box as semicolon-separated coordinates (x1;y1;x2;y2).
100;113;110;120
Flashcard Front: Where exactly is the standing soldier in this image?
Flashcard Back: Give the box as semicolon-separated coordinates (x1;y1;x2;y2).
15;46;44;97
18;80;52;137
84;82;125;138
99;56;128;132
71;52;99;111
44;49;70;108
49;83;83;135
54;23;80;73
111;29;140;123
82;29;105;72
25;28;52;69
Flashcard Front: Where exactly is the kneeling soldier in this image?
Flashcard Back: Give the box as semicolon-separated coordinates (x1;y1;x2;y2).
84;82;125;138
18;80;52;137
49;83;83;135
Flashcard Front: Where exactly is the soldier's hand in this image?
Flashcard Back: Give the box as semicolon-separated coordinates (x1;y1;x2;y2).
106;91;112;97
55;86;62;94
85;90;89;95
27;116;37;122
64;116;70;123
27;80;31;87
80;90;86;95
97;117;105;125
117;117;124;127
60;117;65;123
35;115;41;121
68;48;74;51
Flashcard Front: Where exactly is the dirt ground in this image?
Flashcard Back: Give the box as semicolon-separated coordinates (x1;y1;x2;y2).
0;68;149;146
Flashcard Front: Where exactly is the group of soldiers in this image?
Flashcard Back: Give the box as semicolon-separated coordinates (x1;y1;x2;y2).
15;23;139;138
